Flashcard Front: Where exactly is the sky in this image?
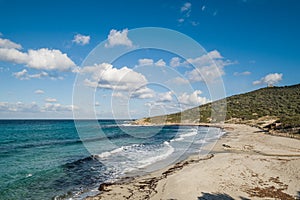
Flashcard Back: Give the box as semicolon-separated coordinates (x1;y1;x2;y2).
0;0;299;119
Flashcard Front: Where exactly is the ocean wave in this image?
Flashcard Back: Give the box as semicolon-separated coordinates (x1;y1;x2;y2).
170;129;198;142
95;145;134;159
137;141;174;169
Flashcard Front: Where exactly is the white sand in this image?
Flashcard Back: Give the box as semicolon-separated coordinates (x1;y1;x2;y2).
86;124;300;200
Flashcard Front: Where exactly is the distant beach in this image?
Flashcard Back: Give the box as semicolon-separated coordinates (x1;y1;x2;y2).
87;124;300;200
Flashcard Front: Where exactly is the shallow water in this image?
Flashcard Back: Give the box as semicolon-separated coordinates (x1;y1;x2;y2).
0;120;223;199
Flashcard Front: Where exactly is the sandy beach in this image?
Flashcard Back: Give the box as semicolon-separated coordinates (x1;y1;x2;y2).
86;124;300;200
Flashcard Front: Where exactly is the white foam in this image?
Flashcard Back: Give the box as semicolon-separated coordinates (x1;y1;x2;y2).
26;173;32;178
170;129;198;142
96;146;125;158
96;144;144;159
137;141;174;169
180;130;197;138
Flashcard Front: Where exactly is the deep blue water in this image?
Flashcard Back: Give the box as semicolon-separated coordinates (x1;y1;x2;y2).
0;120;223;199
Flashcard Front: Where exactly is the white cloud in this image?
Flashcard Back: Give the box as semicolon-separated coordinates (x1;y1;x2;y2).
138;58;154;66
179;2;191;23
167;77;189;85
81;63;150;95
26;48;76;71
158;91;173;102
170;57;181;67
112;92;125;98
105;29;133;48
202;5;206;11
185;50;235;82
233;71;251;76
42;103;76;112
73;34;90;45
12;69;56;80
0;37;22;49
181;2;191;14
0;101;40;113
178;18;185;23
0;101;77;114
253;73;283;86
155;59;166;67
178;90;209;107
130;87;155;99
0;48;28;64
137;58;166;67
0;37;76;71
13;69;28;80
45;98;57;103
34;89;45;94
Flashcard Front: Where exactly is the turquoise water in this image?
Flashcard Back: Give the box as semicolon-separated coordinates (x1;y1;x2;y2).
0;120;223;199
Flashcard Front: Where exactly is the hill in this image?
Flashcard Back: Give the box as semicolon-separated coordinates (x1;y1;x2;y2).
135;84;300;136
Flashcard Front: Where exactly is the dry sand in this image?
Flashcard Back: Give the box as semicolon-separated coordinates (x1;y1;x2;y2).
86;124;300;200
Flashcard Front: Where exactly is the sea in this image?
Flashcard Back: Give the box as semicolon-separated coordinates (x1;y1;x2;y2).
0;120;224;200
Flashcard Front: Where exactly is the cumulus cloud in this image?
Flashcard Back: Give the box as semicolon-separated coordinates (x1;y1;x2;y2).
81;63;157;99
170;57;182;67
130;87;155;99
12;69;60;80
0;101;40;112
13;69;29;80
34;89;45;94
105;29;133;48
0;101;77;114
81;63;155;99
155;59;166;67
42;103;76;112
73;34;90;45
45;98;57;103
0;48;28;64
137;58;166;67
138;58;154;66
158;91;173;102
253;73;283;86
0;37;22;49
185;50;235;82
0;37;76;71
233;71;251;76
178;90;209;107
26;48;76;71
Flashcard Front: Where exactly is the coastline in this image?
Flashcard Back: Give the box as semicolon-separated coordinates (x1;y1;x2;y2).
86;123;300;200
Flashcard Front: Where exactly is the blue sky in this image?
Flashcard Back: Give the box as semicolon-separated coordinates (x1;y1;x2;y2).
0;0;299;119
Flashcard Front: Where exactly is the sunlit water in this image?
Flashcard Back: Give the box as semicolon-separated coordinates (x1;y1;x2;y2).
0;120;224;199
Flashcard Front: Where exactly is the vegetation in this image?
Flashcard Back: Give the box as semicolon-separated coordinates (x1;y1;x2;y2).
139;84;300;134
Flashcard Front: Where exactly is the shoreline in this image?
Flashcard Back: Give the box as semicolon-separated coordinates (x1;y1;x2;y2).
86;123;300;200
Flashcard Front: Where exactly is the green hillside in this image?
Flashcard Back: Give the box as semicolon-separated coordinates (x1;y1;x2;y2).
137;84;300;135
